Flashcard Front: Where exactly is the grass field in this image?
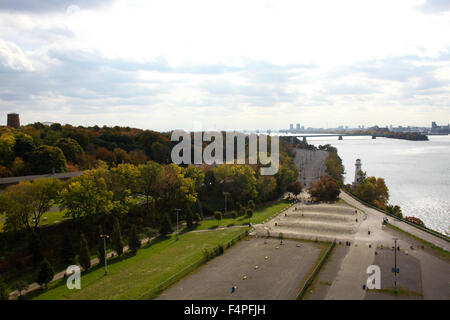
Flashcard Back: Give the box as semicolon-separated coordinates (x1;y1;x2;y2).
186;201;291;231
0;209;68;232
30;228;246;300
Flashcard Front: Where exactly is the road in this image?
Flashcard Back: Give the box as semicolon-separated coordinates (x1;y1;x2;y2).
339;191;450;252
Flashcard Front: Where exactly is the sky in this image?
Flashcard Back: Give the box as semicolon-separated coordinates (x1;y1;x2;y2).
0;0;450;131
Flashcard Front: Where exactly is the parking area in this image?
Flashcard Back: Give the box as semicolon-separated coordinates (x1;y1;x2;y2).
158;238;325;300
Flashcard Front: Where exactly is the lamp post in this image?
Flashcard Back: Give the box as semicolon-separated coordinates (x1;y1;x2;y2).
100;234;109;275
174;208;181;241
393;237;398;293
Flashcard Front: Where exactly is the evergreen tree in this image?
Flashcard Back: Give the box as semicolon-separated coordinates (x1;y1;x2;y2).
112;217;124;256
185;209;194;228
78;233;91;271
60;229;75;264
128;225;141;253
97;226;106;266
159;212;173;237
37;259;55;289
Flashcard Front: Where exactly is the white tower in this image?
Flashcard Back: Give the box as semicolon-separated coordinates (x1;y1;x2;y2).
353;159;362;186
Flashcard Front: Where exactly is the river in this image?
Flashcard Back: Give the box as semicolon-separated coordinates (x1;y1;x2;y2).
303;135;450;235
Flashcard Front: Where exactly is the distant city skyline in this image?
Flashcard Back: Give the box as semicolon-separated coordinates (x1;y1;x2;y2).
1;1;450;131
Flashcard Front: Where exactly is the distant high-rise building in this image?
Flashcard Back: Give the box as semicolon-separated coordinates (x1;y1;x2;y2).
296;123;300;130
289;123;294;131
7;113;20;129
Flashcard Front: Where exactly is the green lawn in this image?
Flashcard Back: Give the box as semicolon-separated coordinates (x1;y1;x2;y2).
0;209;68;232
30;228;246;300
187;201;291;231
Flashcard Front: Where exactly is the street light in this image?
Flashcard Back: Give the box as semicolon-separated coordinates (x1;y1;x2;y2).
174;208;181;241
393;237;398;293
99;234;109;275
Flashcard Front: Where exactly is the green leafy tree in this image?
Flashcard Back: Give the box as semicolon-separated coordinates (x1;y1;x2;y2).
137;161;163;215
29;145;67;174
0;178;61;231
230;210;238;219
111;217;124;257
78;233;91;271
0;133;16;167
55;138;84;164
60;170;115;221
37;259;55;289
13;132;35;159
128;225;141;253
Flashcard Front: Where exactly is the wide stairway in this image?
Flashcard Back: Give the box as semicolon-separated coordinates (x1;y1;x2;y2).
257;203;360;242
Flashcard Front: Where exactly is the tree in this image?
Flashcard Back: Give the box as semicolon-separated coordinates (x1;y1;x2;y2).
37;259;55;289
128;225;141;253
55;138;84;164
111;217;124;257
230;210;238;219
0;276;10;300
159;212;173;237
13;132;35;159
248;200;255;210
309;175;340;202
61;229;75;264
0;133;16;167
256;175;277;202
0;178;61;231
185;209;194;228
386;205;403;218
137;161;163;215
78;233;91;271
287;181;302;197
214;211;222;227
29;145;67;174
60;170;115;221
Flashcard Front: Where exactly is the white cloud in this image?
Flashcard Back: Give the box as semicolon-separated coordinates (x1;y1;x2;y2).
0;0;450;129
0;39;34;71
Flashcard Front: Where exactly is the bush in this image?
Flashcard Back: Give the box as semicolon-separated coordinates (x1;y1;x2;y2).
230;210;238;219
405;216;425;228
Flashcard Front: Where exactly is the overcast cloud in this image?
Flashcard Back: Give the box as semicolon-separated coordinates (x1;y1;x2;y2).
0;0;450;130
